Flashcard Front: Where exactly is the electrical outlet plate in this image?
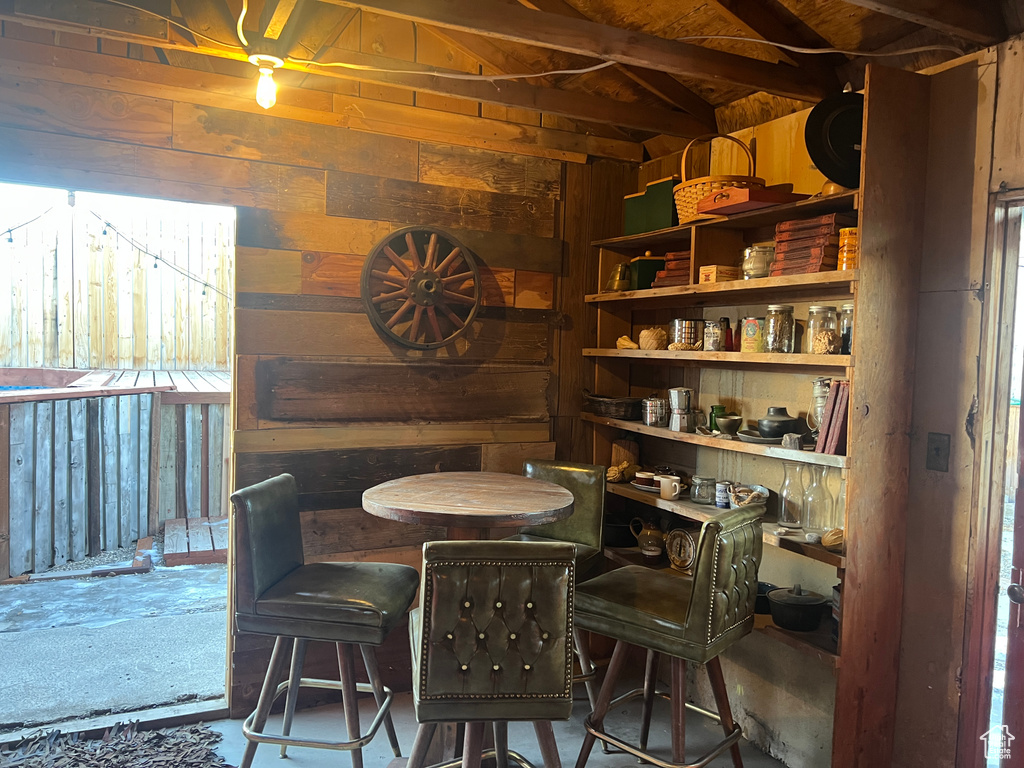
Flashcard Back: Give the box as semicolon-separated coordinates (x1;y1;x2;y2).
926;432;951;472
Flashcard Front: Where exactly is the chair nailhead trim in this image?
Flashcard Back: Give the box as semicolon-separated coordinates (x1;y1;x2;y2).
493;665;500;671
447;633;453;640
542;632;549;639
462;665;468;670
526;602;533;608
495;601;502;608
509;633;516;640
478;633;485;639
464;601;471;608
524;664;531;670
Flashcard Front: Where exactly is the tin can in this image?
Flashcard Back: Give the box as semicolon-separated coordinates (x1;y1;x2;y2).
715;481;731;509
704;320;722;351
669;318;701;347
740;317;765;353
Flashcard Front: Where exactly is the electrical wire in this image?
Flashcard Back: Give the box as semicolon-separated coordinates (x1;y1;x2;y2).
237;0;250;48
90;212;230;300
1;207;54;243
674;34;965;58
100;0;245;50
288;57;617;81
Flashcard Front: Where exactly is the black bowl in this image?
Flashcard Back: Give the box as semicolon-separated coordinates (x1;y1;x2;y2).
755;582;777;615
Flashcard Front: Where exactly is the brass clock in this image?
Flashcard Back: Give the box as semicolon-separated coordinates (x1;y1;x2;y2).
666;529;696;575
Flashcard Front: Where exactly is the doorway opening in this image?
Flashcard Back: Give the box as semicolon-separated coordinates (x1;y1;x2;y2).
0;182;234;735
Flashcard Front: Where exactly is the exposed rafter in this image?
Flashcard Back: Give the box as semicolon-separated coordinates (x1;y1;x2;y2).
318;0;828;101
174;0;239;49
840;0;1007;44
517;0;718;130
260;0;303;40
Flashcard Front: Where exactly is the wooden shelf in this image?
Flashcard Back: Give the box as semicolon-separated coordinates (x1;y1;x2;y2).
583;349;852;372
754;614;840;671
585;270;857;308
763;529;846;569
592;191;858;253
582;412;849;468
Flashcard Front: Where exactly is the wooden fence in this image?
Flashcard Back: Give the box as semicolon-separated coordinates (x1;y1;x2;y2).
1;370;230;578
0;186;233;371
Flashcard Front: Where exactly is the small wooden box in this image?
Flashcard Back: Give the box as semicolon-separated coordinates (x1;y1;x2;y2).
644;176;680;231
698;265;741;283
623;191;647;235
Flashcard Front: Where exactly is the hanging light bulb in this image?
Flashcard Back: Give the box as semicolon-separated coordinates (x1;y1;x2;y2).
248;54;283;110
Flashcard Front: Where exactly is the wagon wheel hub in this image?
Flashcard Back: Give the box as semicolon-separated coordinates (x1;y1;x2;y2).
409;269;442;306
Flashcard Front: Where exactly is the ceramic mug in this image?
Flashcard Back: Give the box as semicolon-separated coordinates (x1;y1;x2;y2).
655;474;681;500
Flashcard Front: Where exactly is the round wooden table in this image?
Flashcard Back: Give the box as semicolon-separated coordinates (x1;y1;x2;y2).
362;471;575;540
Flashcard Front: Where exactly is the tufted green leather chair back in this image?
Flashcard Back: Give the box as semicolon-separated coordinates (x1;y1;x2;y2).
230;473;304;618
682;505;763;655
519;460;605;551
412;540;576;723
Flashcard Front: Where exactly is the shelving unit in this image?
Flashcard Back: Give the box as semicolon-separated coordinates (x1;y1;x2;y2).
582;65;930;768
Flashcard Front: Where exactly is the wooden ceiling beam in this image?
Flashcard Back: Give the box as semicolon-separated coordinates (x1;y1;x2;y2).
260;0;302;40
0;0;169;44
318;0;828;101
174;0;241;50
839;0;1007;44
308;46;710;136
517;0;717;130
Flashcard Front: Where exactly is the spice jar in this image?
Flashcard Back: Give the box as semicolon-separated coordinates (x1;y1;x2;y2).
764;304;795;353
690;475;716;505
742;243;775;279
838;227;859;271
840;303;854;355
805;305;840;355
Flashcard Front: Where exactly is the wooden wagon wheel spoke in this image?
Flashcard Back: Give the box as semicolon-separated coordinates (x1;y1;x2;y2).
362;227;481;349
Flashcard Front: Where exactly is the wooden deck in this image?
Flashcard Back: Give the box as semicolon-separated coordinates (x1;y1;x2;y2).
0;368;230;405
163;516;229;566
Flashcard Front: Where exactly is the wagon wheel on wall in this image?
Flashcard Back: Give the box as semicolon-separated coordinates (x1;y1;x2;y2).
361;226;482;350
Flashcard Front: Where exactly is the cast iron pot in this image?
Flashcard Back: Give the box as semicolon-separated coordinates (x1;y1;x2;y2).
767;584;827;632
755;582;777;615
757;407;802;439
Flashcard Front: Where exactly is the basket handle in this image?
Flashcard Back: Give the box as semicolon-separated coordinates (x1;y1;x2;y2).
680;133;755;182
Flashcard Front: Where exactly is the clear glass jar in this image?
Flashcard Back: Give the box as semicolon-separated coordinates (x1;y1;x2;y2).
802;465;834;534
805;305;840;354
778;462;804;528
742;243;774;279
690;475;716;505
764;304;795;353
840;303;854;355
833;475;846;532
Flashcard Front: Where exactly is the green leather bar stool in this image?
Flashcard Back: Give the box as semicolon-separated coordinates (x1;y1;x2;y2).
406;540;577;768
503;459;605;710
573;505;764;768
231;474;420;768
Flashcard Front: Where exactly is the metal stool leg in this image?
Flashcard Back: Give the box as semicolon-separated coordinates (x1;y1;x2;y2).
572;628;598;710
534;721;562;768
360;644;401;757
462;722;486;768
493;722;509;768
639;650;659;755
240;636;290;768
280;638;308;758
338;642;363;768
707;657;743;768
407;723;438;768
575;640;630;768
670;657;686;764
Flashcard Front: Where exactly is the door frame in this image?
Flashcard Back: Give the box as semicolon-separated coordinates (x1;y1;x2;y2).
958;191;1024;767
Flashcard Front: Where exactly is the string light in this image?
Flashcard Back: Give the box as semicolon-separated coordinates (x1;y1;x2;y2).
0;207;54;245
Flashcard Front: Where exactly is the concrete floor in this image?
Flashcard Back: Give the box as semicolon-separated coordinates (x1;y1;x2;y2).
209;686;786;768
0;564;228;734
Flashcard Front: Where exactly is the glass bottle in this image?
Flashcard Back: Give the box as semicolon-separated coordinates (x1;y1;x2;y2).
840;303;854;355
802;465;834;534
833;475;847;532
805;305;839;354
764;304;795;353
708;404;725;432
778;461;804;529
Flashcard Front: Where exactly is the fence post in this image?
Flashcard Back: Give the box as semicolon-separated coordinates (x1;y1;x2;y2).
148;392;161;534
0;404;9;580
86;398;101;556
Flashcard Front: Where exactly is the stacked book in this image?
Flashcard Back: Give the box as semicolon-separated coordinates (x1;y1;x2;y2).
771;213;857;276
651;250;691;287
814;379;850;455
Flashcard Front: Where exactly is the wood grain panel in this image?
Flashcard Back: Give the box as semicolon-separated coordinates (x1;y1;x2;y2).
235;308;549;362
254;358;550;422
234;422;552;452
234;444;482;510
236;208;392;252
0;72;171;146
480;267;515;307
480;441;556;474
514;270;555;310
234;354;258;432
300;507;444;556
300;250;363;297
235;247;302;295
325;170;557;238
172;102;420;180
418;143;561;198
431;228;563;274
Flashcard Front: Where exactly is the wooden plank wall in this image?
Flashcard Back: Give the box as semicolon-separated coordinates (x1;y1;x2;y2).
5;393;157;575
0;196;233;370
153;402;226;525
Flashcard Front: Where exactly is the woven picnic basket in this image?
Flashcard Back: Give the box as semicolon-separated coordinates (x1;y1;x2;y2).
672;133;765;223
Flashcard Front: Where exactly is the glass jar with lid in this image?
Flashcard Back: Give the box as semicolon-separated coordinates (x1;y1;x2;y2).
840;303;854;355
764;304;795;353
742;242;775;280
690;475;716;505
805;305;840;354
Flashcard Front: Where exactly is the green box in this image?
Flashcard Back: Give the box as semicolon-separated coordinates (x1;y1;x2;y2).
623;191;646;235
644;176;680;232
629;255;666;291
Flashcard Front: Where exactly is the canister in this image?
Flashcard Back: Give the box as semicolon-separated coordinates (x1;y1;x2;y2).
715;481;731;509
740;317;765;353
641;396;668;427
704;319;722;351
669;318;701;347
690;476;716;505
